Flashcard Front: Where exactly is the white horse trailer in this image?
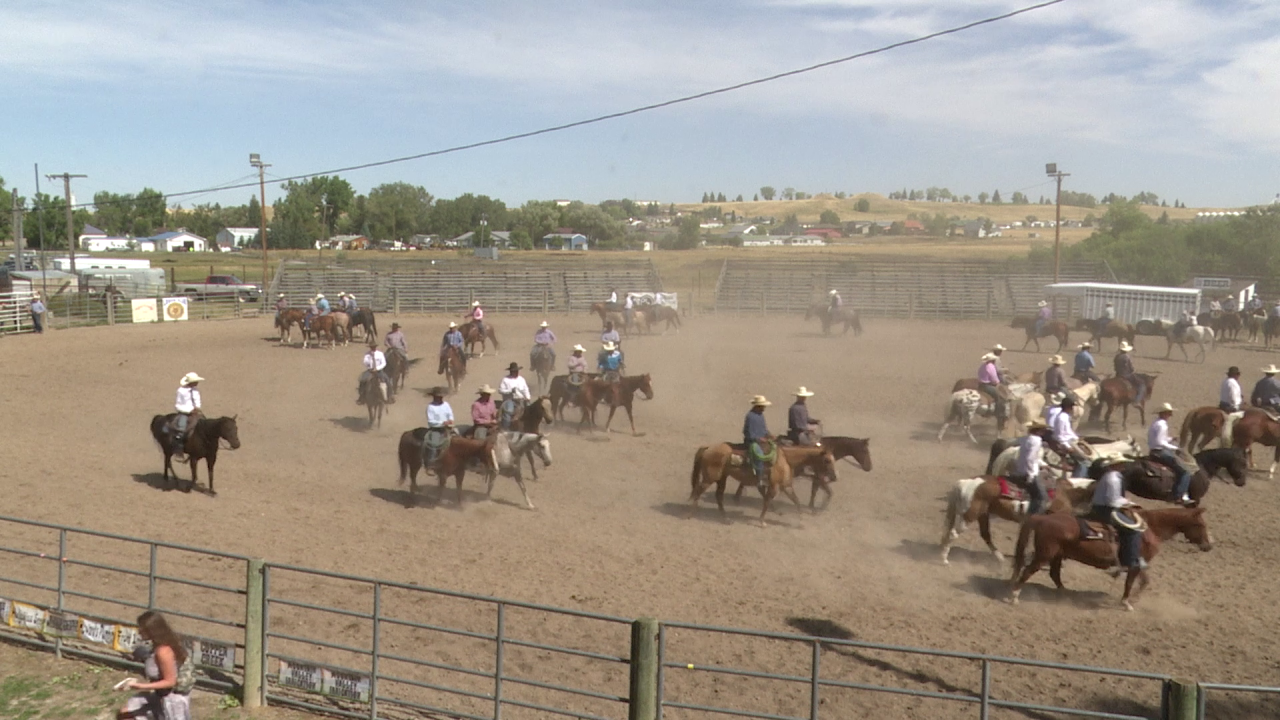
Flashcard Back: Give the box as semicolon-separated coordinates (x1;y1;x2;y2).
1043;282;1201;336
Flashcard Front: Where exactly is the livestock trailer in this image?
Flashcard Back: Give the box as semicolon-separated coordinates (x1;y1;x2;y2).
1042;282;1201;335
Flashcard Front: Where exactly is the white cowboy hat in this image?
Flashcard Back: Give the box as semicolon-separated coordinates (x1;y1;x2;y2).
315;293;325;299
794;386;815;397
572;344;585;352
751;395;772;407
1078;342;1092;349
338;292;347;297
277;292;285;298
1048;355;1065;365
1106;301;1114;305
992;344;1005;352
539;321;549;328
448;321;457;328
602;341;617;351
828;289;838;295
1048;392;1066;405
472;300;481;306
1025;419;1049;431
980;352;997;361
179;372;204;387
1158;402;1176;413
1118;342;1134;352
1037;300;1048;307
1264;365;1280;374
477;384;496;394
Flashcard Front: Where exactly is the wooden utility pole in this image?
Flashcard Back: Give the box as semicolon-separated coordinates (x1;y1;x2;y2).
46;172;86;275
10;190;23;267
250;154;271;298
1045;163;1070;283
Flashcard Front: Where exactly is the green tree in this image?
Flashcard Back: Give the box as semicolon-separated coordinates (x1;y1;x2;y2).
366;182;433;241
782;187;795;201
978;192;990;204
427;193;507;240
819;209;840;226
991;190;1002;204
509;200;562;248
675;214;701;249
855;198;870;213
1011;191;1029;204
759;186;775;201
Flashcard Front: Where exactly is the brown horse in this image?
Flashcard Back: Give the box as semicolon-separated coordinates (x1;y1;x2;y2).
303;314;345;349
589;302;626;332
689;443;835;525
1090;320;1137;351
548;372;598;421
1016;318;1069;352
940;475;1093;565
731;443;846;510
443;346;466;393
1231;408;1280;476
1092;374;1157;431
397;430;497;507
644;304;682;332
1009;507;1213;610
951;371;1043;394
1245;312;1267;344
579;373;654;434
805;304;862;336
149;414;241;495
276;308;307;344
1179;406;1228;452
1212;311;1242;342
462;322;499;357
385;348;410;393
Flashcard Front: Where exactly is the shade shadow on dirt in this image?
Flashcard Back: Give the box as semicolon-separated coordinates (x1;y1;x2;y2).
329;416;377;433
958;574;1113;609
894;539;1001;568
130;472;208;495
369;486;525;510
654;501;804;528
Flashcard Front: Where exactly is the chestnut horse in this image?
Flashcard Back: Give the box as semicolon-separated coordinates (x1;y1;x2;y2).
1179;406;1230;452
1091;374;1157;430
1231;409;1280;476
589;302;626;332
1090;320;1137;351
276;308;307;344
397;430;497;507
1015;318;1069;352
303;313;346;349
579;373;654;434
385;349;410;393
462;322;500;357
689;443;836;526
149;414;241;495
940;475;1094;565
731;437;870;510
1009;507;1213;610
443;345;466;393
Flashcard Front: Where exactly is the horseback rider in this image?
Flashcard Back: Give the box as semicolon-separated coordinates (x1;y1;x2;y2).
531;320;556;370
385;322;408;363
597;341;624;383
466;300;485;336
601;321;621;350
1096;301;1115;338
498;362;532;430
1046;397;1088;478
1114;342;1147;406
743;395;774;493
1044;355;1068;397
1073;342;1099;383
305;294;329;330
990;344;1010;378
358;340;391;405
566;344;588;403
1147;403;1193;505
344;292;359;313
1247;295;1264;313
274;293;288;325
1088;454;1146;572
1220;366;1242;413
828;289;842;312
1223;295;1236;313
1010;420;1052;516
471;384;498;440
439;321;466;375
976;352;1007;431
786;387;821;445
1033;300;1051;337
606;288;620;311
1208;296;1222;315
1250;364;1280;414
622;293;635;329
1171;310;1194;340
423;387;455;470
171;372;204;460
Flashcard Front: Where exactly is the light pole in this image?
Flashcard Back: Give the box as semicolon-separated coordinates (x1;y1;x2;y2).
479;213;488;249
249;154;271;298
1045;163;1070;283
45;172;86;275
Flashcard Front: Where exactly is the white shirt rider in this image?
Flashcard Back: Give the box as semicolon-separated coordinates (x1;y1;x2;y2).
623;294;633;310
499;374;532;401
363;349;387;371
1047;405;1078;445
1092;469;1133;508
1221;376;1242;409
426;401;454;428
1148;417;1177;452
175;386;202;414
1014;434;1043;477
608;290;618;305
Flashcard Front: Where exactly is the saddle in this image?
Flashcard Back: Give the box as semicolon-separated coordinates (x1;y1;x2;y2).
601;370;621;384
1259;406;1280;422
567;372;585;387
1075;517;1110;542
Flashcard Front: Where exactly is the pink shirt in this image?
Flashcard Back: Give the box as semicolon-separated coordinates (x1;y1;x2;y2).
472;398;497;425
471;307;484;320
977;361;1000;385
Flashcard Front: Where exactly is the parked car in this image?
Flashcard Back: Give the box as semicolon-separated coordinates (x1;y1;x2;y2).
174;275;261;301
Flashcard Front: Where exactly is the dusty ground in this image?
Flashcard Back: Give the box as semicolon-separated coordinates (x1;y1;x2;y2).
1;314;1278;719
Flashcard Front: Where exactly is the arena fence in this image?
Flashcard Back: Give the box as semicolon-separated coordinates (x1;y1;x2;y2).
2;291;262;331
0;289;36;334
0;513;1274;720
712;258;1109;319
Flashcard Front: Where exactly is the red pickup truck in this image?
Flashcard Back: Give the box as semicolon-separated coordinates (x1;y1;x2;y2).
174;275;262;301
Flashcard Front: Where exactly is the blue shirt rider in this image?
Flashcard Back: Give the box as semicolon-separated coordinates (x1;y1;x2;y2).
1073;342;1099;382
743;396;773;491
438;322;467;374
597;341;624;379
304;294;330;329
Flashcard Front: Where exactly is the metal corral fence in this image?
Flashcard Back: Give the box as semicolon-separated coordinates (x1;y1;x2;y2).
713;259;1109;319
15;292;263;330
269;256;664;314
0;289;36;334
1;514;1275;720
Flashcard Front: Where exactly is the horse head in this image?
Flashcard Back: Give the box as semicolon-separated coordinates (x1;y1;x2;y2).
1178;507;1213;551
1221;448;1248;486
535;435;553;466
840;437;872;471
818;448;839;483
638;374;654;400
219;416;242;450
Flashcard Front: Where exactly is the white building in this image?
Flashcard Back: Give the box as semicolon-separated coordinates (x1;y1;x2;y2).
140;230;207;252
216;227;260;250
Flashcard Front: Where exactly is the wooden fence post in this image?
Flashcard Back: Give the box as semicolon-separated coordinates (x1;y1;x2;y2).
628;618;659;720
908;292;915;320
107;297;115;326
243;558;266;708
1162;679;1197;720
542;289;548;316
986;290;993;320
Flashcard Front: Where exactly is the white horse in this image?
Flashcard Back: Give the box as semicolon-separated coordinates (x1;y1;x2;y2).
1166;324;1215;363
485;432;553;509
1007;383;1045;436
989;436;1139;479
939;389;992;443
940;474;1095;565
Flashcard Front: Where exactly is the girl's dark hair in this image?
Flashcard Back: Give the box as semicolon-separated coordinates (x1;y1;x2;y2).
137;611;188;664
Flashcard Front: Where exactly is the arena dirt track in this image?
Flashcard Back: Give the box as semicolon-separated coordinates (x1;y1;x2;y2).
2;314;1278;719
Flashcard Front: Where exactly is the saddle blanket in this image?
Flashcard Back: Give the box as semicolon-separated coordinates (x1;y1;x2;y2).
996;477;1056;502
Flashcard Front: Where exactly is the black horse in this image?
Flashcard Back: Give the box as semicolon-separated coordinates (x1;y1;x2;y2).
149;414;241;494
1113;447;1246;505
348;309;378;341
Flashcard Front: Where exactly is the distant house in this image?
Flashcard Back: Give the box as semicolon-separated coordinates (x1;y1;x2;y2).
323;234;370;250
785;235;826;246
452;230;514;248
742;238;784;247
139;230;207;252
542;232;588;251
845;221;872;235
78;224;108;245
902;220;925;235
726;223;758;237
216;227;260;250
408;234;441;249
803;227;843;240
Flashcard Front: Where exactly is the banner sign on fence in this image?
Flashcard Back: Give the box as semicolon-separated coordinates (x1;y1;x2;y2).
114;625;142;653
10;602;46;631
163;297;189;322
278;659;324;693
80;617;115;645
628;292;677;309
195;637;237;672
43;611;80;638
131;298;158;323
0;598;11;625
322;668;371;703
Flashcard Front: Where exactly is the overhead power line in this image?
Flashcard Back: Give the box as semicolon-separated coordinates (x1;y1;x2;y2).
35;0;1068;214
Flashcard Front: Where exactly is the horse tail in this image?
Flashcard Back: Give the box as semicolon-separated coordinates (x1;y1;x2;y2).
943;396;956;424
690;446;707;499
489;327;500;350
943;477;983;541
1011;515;1038;581
1179;412;1195;448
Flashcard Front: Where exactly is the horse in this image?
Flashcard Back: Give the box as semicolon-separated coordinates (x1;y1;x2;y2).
530;345;555;396
1093;374;1157;431
149;414;241;495
589;302;626;332
805;304;862;336
938;389;990;443
443;346;466;393
485;431;553;509
462;322;499;357
730;444;841;511
986;436;1141;480
1009;507;1213;610
1179;406;1233;452
1212;311;1242;342
645;304;681;332
951;371;1043;393
276;309;307;344
778;435;872;510
385;349;410;393
347;309;377;341
360;374;387;429
578;374;654;434
1166;324;1214;363
1107;448;1246;505
1231;408;1280;476
1015;318;1069;352
689;443;835;526
1007;384;1046;436
1090;320;1137;351
303;314;345;349
397;430;497;508
548;373;597;422
940;475;1094;565
626;307;652;335
1247;312;1268;344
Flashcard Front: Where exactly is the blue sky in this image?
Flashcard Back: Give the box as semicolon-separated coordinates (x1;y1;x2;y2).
3;0;1279;209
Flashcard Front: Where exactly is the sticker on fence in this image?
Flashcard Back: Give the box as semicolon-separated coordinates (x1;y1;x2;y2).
10;602;46;631
80;617;115;645
0;598;11;625
322;668;371;703
195;637;236;672
163;297;189;322
43;611;80;638
114;625;142;653
131;298;159;323
278;659;324;693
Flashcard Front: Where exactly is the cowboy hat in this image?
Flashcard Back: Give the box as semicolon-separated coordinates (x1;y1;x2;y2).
1048;355;1065;365
1118;342;1134;352
1060;395;1077;407
1106;301;1114;305
602;341;617;351
1264;365;1280;375
390;322;400;330
315;293;325;299
448;321;457;328
539;321;549;328
1227;366;1240;376
992;344;1006;352
1025;419;1049;431
751;395;772;407
277;292;285;298
828;289;838;295
507;362;521;372
1078;341;1092;349
429;386;446;396
180;372;204;387
1158;402;1176;413
572;344;585;352
794;386;815;397
1037;300;1048;307
338;292;347;297
1049;392;1066;405
980;352;997;361
472;300;481;306
477;384;496;394
1112;509;1147;532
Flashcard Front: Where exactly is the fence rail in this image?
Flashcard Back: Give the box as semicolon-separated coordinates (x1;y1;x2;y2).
0;513;1273;720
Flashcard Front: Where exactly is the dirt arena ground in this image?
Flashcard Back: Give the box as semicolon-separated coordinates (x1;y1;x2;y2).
2;313;1278;719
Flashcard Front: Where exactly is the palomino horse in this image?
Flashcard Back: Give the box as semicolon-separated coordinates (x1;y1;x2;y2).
689;443;836;525
1231;409;1280;476
149;414;241;495
276;309;307;344
1016;318;1069;352
530;345;555;395
940;476;1093;565
805;304;862;336
347;309;377;341
1090;320;1137;351
397;430;497;508
1179;406;1233;452
303;314;346;349
385;349;410;394
951;371;1043;393
462;322;499;357
1009;507;1213;610
1093;374;1157;431
1106;448;1246;505
589;302;626;332
731;443;845;510
579;374;654;434
443;346;466;393
1166;325;1214;363
360;375;387;429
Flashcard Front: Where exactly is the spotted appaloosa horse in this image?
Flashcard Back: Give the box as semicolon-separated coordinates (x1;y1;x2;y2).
938;389;992;443
940;475;1094;565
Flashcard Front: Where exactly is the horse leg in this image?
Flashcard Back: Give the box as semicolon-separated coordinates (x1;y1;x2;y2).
733;480;746;504
625;403;638;435
1009;558;1044;605
1271;445;1279;479
757;482;775;528
937;421;950;442
781;481;804;513
206;456;216;496
513;469;535;510
604;404;620;433
1121;567;1146;611
188;458;199;493
1048;557;1065;590
978;513;1003;562
454;470;465;507
525;451;539;481
715;478;727;514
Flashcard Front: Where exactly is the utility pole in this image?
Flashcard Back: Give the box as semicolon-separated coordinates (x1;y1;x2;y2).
10;189;22;262
1045;163;1070;283
34;165;48;298
46;172;86;275
249;154;271;298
